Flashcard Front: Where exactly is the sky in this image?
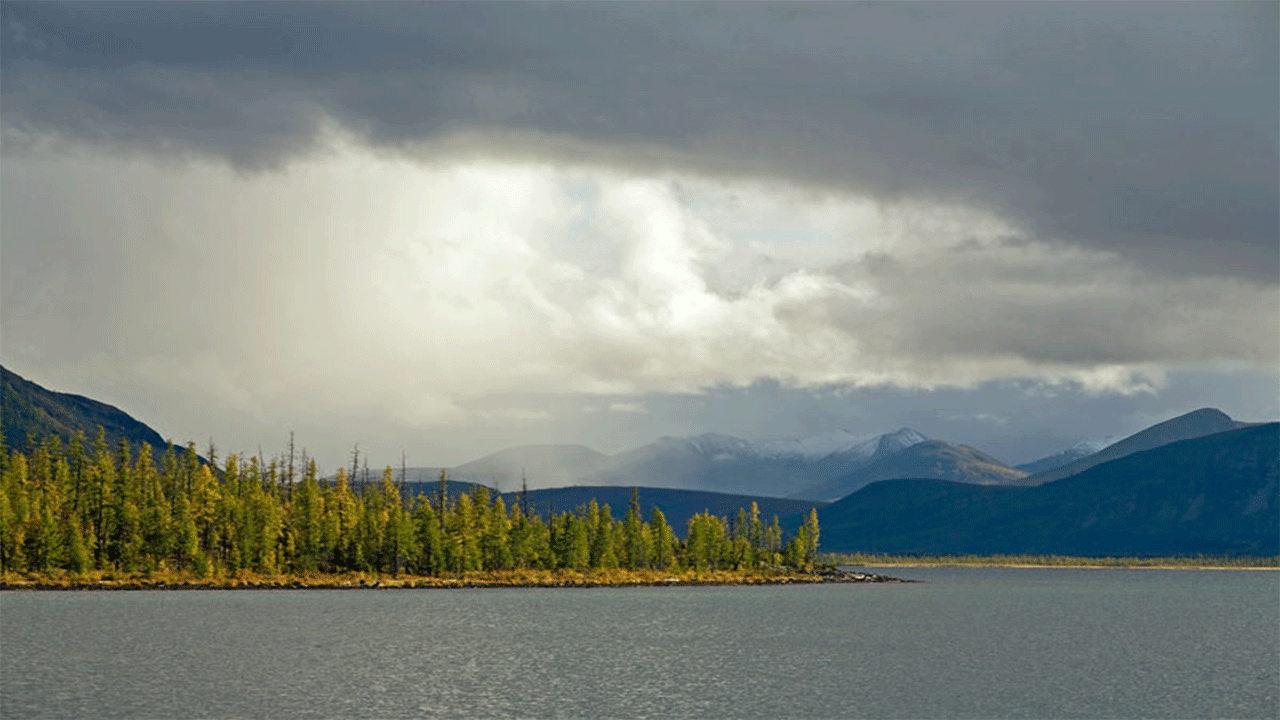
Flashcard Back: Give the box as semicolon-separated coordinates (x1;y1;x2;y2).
2;2;1277;473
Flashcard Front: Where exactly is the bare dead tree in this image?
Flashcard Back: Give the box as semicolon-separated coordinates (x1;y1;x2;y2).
350;444;360;493
285;431;296;501
400;450;408;510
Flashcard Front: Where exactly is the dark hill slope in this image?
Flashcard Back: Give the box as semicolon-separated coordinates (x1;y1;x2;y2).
1;365;171;456
1015;407;1244;486
513;485;826;538
400;479;489;504
817;424;1279;557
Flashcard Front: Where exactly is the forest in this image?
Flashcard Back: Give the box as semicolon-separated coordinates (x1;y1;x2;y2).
0;431;822;581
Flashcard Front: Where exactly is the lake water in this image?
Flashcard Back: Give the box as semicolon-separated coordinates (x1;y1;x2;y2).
2;567;1276;719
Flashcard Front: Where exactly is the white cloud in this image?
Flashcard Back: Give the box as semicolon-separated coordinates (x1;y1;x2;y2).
3;141;1275;464
607;402;647;415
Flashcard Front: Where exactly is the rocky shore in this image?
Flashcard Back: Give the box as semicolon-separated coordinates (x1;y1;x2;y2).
811;567;909;583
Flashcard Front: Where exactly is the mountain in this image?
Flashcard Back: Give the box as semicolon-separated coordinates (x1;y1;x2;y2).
1015;435;1121;474
791;428;931;493
816;423;1279;557
0;365;173;457
449;445;610;491
508;485;826;539
436;427;1034;499
750;428;921;462
793;439;1027;502
586;433;809;497
582;428;930;498
1014;408;1247;486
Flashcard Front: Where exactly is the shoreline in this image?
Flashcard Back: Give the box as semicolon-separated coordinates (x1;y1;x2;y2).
841;562;1278;571
825;553;1279;571
0;567;907;591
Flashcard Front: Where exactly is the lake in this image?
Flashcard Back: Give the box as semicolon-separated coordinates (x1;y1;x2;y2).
2;567;1276;718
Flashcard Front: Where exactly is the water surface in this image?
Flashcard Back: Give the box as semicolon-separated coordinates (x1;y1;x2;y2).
3;567;1275;718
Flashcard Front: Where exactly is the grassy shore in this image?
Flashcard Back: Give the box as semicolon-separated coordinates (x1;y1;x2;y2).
823;552;1280;570
0;566;898;591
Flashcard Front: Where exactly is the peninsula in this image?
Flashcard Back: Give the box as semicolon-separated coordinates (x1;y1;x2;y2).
1;437;844;586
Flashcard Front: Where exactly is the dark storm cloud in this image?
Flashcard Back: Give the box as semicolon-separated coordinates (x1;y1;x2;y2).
3;1;1276;280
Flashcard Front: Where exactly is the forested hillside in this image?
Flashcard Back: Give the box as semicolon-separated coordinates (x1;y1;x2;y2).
1;366;171;460
0;436;821;578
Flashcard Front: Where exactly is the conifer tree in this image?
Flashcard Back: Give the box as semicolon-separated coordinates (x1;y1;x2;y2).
748;502;764;567
1;452;29;571
380;468;412;576
685;513;711;571
171;489;198;572
566;514;590;570
90;430;112;569
410;495;444;575
0;461;16;573
526;511;553;570
622;488;645;569
481;495;512;571
804;508;820;567
437;468;449;531
190;462;221;574
648;507;675;570
291;460;323;572
506;499;533;569
731;508;752;570
592;503;618;569
137;444;173;570
447;492;480;572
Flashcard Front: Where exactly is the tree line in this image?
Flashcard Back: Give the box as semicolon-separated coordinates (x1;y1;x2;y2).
0;432;821;577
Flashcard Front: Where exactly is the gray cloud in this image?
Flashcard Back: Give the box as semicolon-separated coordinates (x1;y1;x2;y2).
3;2;1276;279
3;150;1275;471
3;2;1276;470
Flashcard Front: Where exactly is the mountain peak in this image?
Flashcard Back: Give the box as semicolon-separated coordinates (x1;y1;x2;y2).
793;436;1025;501
1067;435;1122;453
876;427;929;455
1186;407;1228;417
1019;407;1241;486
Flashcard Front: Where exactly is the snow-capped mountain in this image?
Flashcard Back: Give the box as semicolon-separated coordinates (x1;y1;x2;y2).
1015;435;1122;475
1070;436;1123;455
734;427;932;464
873;427;931;457
751;430;881;462
794;439;1029;502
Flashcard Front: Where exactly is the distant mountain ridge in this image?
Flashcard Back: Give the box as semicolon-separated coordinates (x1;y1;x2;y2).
794;439;1029;502
450;444;610;490
443;410;1264;502
815;423;1279;557
1015;435;1121;475
1014;408;1248;486
447;427;942;498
